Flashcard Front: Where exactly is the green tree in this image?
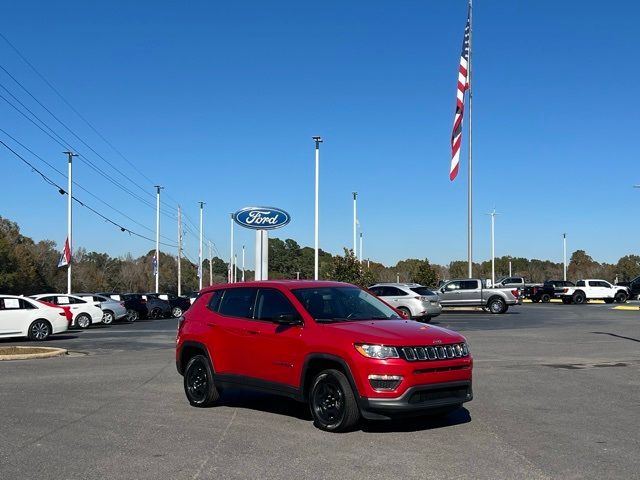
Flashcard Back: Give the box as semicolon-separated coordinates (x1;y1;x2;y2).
326;249;375;287
616;255;640;281
411;260;438;287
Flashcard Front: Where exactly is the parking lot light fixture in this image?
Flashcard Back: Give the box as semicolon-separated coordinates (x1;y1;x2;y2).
313;136;322;280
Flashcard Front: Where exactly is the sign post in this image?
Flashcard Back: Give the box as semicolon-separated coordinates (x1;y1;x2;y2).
233;206;291;282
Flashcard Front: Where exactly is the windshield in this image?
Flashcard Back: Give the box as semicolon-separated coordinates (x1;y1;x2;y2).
291;286;401;323
410;287;436;296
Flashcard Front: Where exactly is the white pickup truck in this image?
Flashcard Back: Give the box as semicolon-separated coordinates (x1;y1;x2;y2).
559;279;629;304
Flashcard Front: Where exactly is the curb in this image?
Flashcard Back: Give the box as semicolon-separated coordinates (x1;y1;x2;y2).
0;347;68;361
612;305;640;311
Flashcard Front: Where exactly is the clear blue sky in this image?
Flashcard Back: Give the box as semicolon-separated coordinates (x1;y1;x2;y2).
1;0;638;269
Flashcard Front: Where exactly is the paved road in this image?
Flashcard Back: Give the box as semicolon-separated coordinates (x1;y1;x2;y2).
1;305;638;479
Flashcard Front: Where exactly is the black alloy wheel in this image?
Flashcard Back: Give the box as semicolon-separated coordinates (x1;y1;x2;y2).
615;292;628;303
102;311;114;325
541;294;551;303
126;309;138;322
76;313;91;329
572;292;586;305
150;307;163;319
184;355;220;407
309;369;359;432
171;306;183;318
28;320;51;341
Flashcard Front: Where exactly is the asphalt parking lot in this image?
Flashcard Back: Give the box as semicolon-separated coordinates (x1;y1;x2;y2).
1;304;639;480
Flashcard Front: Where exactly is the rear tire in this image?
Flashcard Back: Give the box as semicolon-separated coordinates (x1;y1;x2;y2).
572;292;586;305
184;355;220;407
102;310;114;325
171;306;183;318
397;307;411;319
309;369;360;432
150;307;163;319
28;319;51;341
488;297;506;314
541;294;551;303
76;313;91;329
125;309;138;323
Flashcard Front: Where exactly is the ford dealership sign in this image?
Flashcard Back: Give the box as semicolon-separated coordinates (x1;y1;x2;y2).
233;207;291;230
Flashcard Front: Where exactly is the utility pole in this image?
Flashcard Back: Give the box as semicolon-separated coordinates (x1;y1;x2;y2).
154;186;164;293
198;202;204;290
63;151;77;294
241;245;245;282
313;136;322;280
563;233;567;281
208;241;213;286
296;271;300;280
352;192;358;257
177;206;182;297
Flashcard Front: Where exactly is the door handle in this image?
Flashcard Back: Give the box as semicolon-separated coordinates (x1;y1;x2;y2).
246;330;260;335
206;322;216;328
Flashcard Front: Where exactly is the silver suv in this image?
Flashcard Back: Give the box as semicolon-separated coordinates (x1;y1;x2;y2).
368;283;442;322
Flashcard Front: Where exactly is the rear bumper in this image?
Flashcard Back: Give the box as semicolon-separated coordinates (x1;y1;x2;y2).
358;380;472;420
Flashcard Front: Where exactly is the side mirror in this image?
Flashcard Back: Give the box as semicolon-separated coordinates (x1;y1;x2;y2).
440;288;445;293
275;313;302;325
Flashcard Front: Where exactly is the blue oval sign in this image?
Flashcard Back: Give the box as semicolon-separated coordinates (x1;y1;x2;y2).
233;206;291;230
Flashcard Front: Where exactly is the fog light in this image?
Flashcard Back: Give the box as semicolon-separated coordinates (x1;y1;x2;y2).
368;374;402;391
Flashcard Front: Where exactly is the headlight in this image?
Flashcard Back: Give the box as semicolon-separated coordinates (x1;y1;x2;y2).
355;344;399;359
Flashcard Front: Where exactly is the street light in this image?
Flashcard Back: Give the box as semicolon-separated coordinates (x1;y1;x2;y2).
313;136;322;280
486;208;499;286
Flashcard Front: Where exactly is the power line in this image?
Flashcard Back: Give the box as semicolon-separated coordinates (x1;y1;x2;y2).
0;139;177;248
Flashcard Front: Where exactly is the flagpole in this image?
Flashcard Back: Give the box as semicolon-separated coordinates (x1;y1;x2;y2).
64;151;76;294
467;0;473;279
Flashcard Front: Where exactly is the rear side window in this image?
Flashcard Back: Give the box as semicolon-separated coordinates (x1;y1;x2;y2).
217;288;257;319
410;287;435;296
206;290;223;312
461;281;478;290
576;281;585;287
255;289;301;322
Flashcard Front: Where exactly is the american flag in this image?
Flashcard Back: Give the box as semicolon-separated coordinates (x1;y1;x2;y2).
449;7;471;181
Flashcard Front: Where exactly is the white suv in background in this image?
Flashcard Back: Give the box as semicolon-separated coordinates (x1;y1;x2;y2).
30;294;104;329
559;279;629;304
368;283;442;322
0;295;69;340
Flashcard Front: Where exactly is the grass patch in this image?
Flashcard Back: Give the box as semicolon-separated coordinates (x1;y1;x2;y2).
0;347;54;355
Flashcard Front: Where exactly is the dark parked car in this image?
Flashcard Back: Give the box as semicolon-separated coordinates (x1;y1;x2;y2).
616;276;640;300
96;292;147;322
146;293;190;318
141;294;172;319
526;280;575;303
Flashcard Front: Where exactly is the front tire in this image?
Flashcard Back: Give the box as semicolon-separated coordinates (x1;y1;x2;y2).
171;306;183;318
28;319;51;341
184;355;220;407
309;369;360;432
488;297;506;314
76;313;91;329
615;292;628;303
541;294;551;303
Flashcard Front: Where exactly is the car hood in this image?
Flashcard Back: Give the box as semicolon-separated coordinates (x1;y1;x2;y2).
324;320;465;345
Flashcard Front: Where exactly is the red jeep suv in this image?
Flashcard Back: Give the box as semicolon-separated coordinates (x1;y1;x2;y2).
176;281;473;432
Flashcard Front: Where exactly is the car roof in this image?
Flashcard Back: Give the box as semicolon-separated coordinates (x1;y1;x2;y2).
200;280;355;294
31;293;84;299
370;283;422;288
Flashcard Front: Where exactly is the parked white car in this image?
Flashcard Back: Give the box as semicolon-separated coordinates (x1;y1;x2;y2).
76;293;127;324
368;283;442;322
0;295;69;340
30;294;104;329
559;279;629;304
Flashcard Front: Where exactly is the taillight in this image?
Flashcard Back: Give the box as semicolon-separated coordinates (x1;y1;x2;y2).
563;288;569;293
414;296;428;301
120;302;125;307
511;289;519;298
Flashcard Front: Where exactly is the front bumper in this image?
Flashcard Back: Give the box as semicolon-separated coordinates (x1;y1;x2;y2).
358;380;472;420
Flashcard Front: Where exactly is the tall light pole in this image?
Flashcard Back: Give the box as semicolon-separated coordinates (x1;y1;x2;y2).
313;136;322;280
241;245;245;282
229;213;235;283
63;151;77;294
359;232;363;263
198;202;204;290
352;192;358;257
154;186;164;293
177;206;182;297
563;233;567;281
487;209;499;286
208;240;213;286
234;254;238;283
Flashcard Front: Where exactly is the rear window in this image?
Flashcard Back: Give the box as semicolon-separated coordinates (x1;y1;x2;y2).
217;288;257;319
410;287;436;296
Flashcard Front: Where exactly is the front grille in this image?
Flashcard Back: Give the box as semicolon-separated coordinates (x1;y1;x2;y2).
400;343;469;362
408;385;471;404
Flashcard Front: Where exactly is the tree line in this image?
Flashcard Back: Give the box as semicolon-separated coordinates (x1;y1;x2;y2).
1;216;639;295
